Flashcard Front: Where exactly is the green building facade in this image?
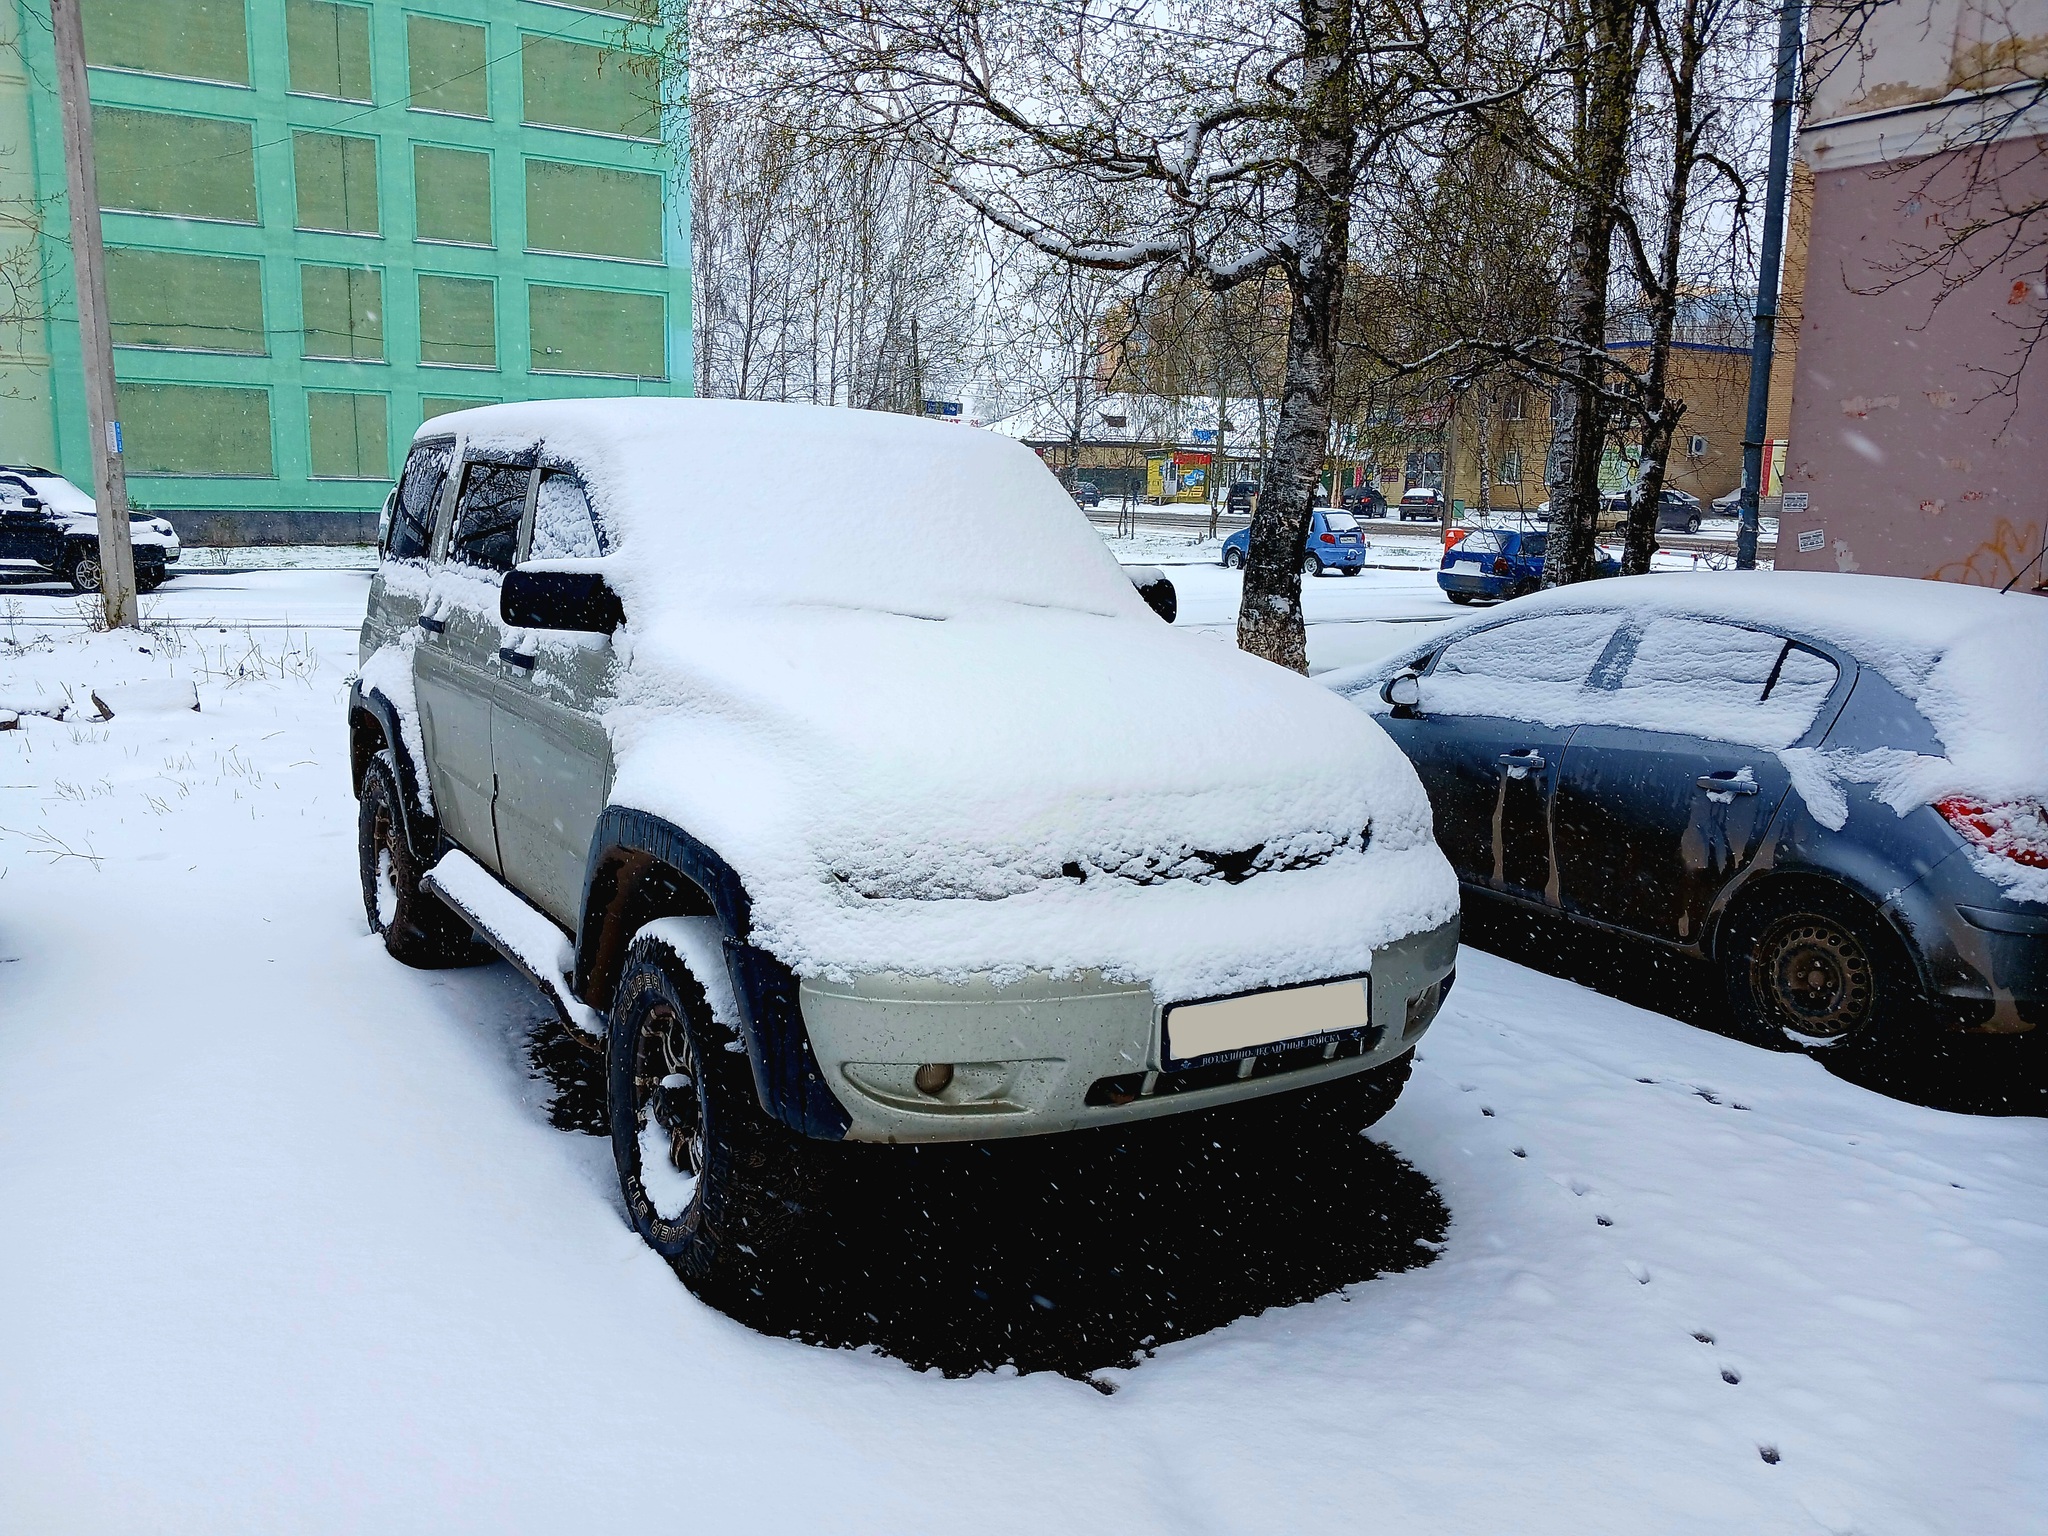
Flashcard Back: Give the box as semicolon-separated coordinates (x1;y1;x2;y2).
0;0;687;540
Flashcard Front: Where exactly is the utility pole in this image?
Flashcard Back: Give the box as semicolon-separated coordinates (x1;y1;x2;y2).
51;0;137;626
1736;0;1804;570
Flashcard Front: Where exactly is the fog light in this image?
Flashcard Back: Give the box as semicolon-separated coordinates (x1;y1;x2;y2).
914;1062;954;1096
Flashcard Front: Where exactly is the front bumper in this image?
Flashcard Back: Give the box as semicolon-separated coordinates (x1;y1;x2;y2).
798;915;1460;1143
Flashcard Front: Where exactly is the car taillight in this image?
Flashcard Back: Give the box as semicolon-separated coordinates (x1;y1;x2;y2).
1493;556;1511;576
1320;532;1336;543
1936;796;2048;868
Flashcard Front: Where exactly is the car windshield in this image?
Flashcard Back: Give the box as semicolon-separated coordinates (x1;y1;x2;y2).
1325;512;1360;531
1458;531;1502;554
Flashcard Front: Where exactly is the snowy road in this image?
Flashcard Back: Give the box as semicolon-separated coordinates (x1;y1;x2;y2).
2;582;2043;1533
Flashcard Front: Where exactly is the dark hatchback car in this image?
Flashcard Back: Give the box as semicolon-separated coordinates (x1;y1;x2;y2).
1330;574;2048;1063
1439;527;1618;603
1340;484;1388;517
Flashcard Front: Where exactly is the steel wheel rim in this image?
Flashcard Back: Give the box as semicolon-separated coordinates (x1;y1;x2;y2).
634;1003;706;1226
1753;912;1873;1043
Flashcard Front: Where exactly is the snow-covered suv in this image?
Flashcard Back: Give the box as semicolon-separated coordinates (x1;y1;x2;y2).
347;400;1460;1299
0;466;181;591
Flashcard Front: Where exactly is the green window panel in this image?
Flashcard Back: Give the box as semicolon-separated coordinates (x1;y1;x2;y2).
84;0;248;85
106;249;265;355
525;159;661;261
422;395;497;425
92;107;256;223
408;16;488;117
294;131;380;234
286;0;372;102
308;392;389;479
418;275;496;368
301;265;384;360
521;37;656;139
118;383;273;477
530;284;664;378
413;146;492;246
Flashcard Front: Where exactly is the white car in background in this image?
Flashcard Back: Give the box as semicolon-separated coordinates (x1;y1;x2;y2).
0;464;181;592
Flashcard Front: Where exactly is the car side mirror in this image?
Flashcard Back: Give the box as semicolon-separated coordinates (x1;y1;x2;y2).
501;568;623;634
1382;670;1422;713
1125;566;1178;623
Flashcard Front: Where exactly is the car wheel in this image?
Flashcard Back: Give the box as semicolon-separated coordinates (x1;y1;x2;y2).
1687;515;1702;534
1446;591;1475;605
1302;554;1322;578
66;546;101;593
1222;546;1245;570
608;934;829;1303
1341;565;1362;576
357;754;485;967
1723;882;1916;1054
137;565;165;593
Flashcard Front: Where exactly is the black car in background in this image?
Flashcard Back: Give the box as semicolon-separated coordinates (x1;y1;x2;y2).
1330;574;2048;1064
0;467;181;592
1340;484;1388;517
1070;480;1102;507
1227;481;1258;514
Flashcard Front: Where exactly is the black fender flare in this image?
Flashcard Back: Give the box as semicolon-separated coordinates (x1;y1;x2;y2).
347;680;438;863
576;805;851;1141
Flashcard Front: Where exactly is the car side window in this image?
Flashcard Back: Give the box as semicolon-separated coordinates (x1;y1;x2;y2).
1612;618;1840;746
529;469;602;560
388;441;452;561
448;460;533;573
1423;611;1625;721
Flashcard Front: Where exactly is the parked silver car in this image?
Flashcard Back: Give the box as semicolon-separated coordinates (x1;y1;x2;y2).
348;400;1460;1299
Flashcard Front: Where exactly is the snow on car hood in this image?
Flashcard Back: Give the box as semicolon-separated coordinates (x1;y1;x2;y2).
417;399;1457;1000
606;603;1453;1001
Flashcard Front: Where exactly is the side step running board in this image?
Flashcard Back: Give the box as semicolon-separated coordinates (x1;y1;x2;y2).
423;849;604;1041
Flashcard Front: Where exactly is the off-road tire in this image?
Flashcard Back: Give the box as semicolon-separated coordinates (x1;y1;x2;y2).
608;935;830;1304
357;754;481;967
1222;547;1245;570
65;545;101;593
1722;881;1918;1055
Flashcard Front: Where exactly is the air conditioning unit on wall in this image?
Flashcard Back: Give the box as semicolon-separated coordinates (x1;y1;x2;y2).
1687;434;1709;458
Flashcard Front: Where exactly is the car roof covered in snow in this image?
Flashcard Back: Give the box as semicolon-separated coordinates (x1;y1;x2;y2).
419;398;1144;623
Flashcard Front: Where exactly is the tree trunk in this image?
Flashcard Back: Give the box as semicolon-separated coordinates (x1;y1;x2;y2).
1238;0;1352;672
1541;0;1641;589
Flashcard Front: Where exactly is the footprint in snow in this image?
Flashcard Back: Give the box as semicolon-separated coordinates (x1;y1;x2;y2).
1692;1331;1715;1345
1721;1368;1742;1385
1481;1106;1495;1117
1625;1261;1651;1284
1568;1179;1592;1197
1511;1146;1527;1158
1596;1215;1613;1227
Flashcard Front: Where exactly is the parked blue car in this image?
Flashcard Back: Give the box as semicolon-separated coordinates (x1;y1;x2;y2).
1221;508;1368;576
1438;527;1618;603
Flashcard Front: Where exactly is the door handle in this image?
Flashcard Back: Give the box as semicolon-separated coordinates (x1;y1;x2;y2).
417;614;445;634
1497;751;1546;774
497;646;537;671
1697;772;1758;794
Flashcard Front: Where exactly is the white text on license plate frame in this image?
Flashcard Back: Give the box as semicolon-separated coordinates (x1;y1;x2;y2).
1165;976;1370;1065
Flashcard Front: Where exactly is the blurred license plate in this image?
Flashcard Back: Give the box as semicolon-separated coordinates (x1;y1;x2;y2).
1165;976;1369;1065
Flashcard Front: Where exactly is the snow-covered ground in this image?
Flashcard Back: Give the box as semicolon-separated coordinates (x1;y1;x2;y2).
2;573;2042;1534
